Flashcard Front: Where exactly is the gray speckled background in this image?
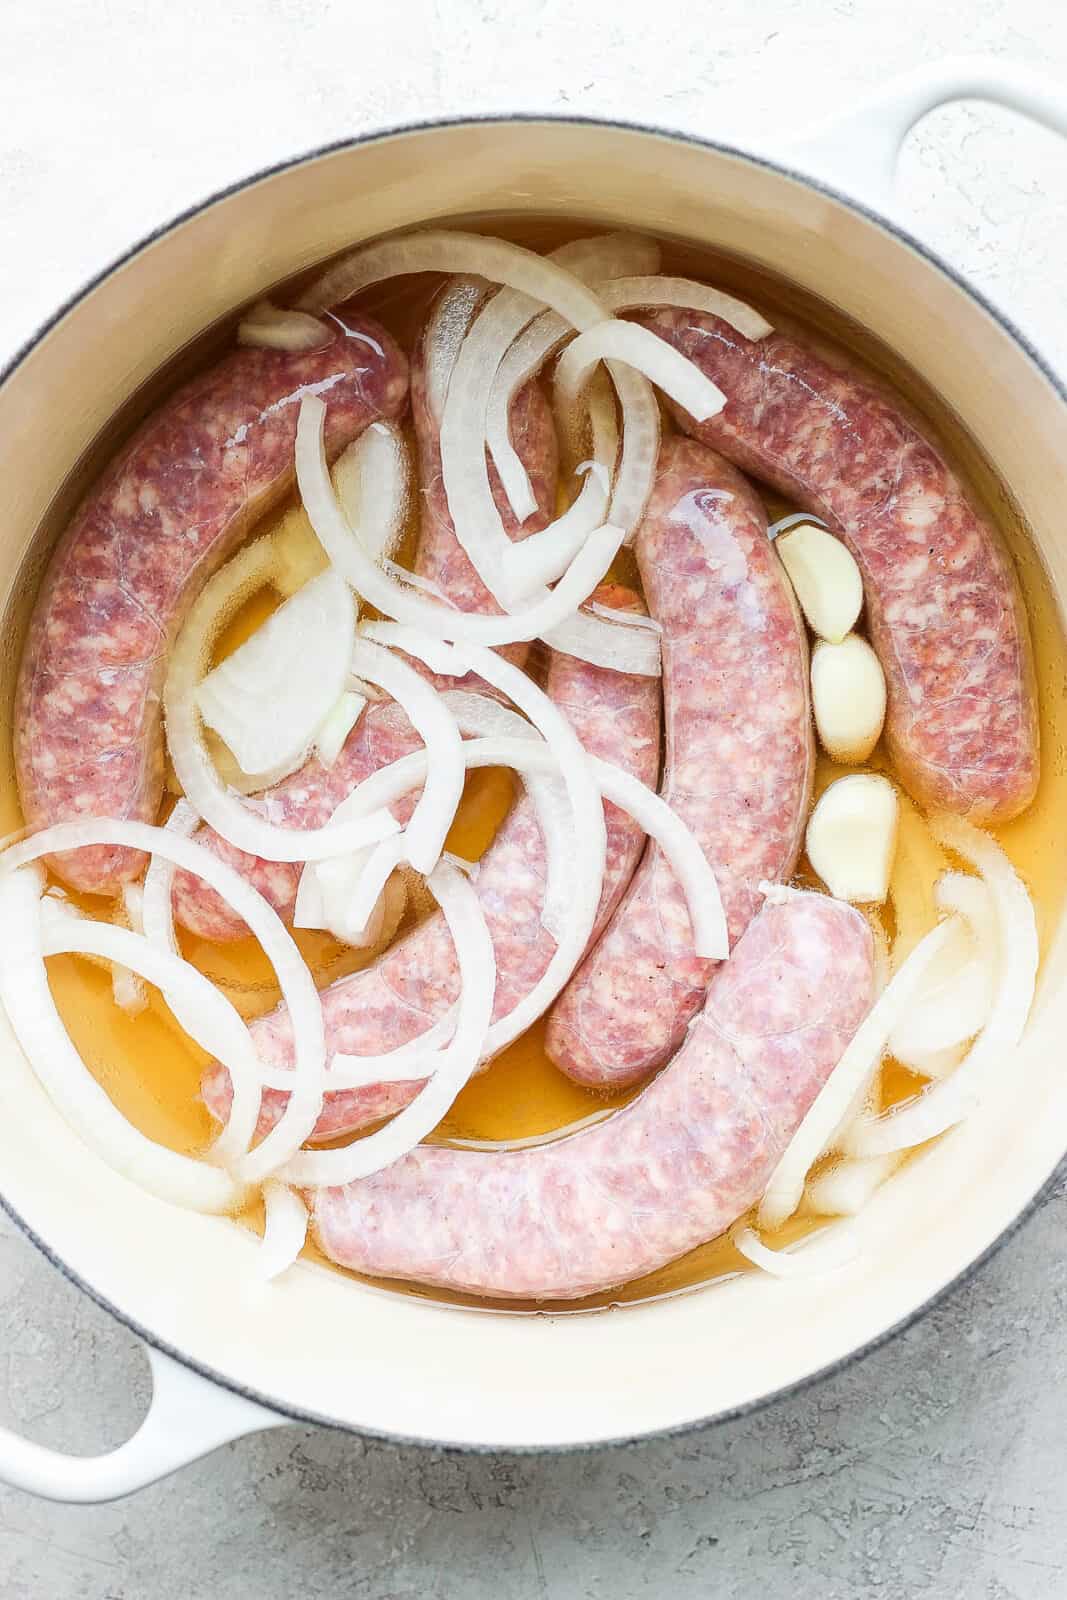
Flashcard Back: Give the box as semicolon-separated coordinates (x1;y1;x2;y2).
2;1;1067;1593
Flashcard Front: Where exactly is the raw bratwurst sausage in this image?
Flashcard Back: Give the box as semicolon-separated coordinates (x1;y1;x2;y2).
171;299;559;940
200;585;662;1141
16;319;409;895
546;437;813;1090
313;889;875;1301
638;308;1039;823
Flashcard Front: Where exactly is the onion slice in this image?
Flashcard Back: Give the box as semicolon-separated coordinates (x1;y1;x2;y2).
297;228;608;325
197;568;355;780
443;689;573;940
294;1007;459;1095
485;235;659;519
165;561;399;863
805;1153;901;1217
731;1222;858;1279
334;419;411;565
0;869;241;1214
596;276;772;339
293;841;402;949
358;626;606;1051
39;898;264;1169
258;1181;309;1280
331;724;728;967
757;914;959;1231
237;300;331;352
435;238;650;597
845;819;1039;1158
555;319;726;441
315;689;367;768
285;860;495;1186
423;275;488;425
330;642;729;972
4;818;325;1184
494;369;619;595
112;882;148;1016
297;392;640;665
348;638;463;873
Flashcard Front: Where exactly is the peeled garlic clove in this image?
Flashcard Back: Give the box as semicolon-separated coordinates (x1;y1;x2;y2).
806;773;899;904
811;634;887;763
775;522;863;643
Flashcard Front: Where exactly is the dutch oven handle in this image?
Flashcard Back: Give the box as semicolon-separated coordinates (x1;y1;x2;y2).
0;1344;284;1502
781;54;1067;222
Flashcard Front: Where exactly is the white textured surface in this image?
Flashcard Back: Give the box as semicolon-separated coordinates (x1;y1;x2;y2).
2;0;1067;1592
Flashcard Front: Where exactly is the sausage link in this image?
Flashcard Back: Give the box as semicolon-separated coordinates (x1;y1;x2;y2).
546;438;812;1089
638;308;1039;823
200;591;661;1142
171;291;559;939
312;889;874;1300
16;320;409;895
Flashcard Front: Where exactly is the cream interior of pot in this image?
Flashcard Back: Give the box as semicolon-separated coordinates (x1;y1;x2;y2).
0;121;1064;1447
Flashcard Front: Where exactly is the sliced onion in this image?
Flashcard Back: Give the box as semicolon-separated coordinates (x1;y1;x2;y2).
495;369;618;595
339;834;408;938
0;869;241;1214
443;689;572;940
443;1107;615;1151
887;915;993;1069
757;914;959;1232
424;275;488;423
888;796;949;971
237;299;331;352
805;1153;901;1216
348;637;463;873
588;602;662;633
359;626;606;1051
39;898;263;1169
197;569;355;779
380;558;448;600
555;320;726;446
297;392;638;663
294;841;399;948
296;228;608;325
435;234;665;600
335;722;728;965
542;608;662;677
5;817;325;1184
293;1006;458;1095
315;689;367;769
596;276;772;339
731;1222;858;1279
112;882;148;1016
455;232;657;526
285;859;495;1186
903;1041;969;1081
845;819;1039;1159
331;660;729;970
258;1181;309;1280
165;559;399;863
334;419;411;564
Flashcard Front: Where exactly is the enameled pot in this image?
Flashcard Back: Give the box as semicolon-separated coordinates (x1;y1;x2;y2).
1;55;1066;1501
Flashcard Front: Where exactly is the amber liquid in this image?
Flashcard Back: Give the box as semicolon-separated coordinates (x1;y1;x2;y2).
3;216;1066;1314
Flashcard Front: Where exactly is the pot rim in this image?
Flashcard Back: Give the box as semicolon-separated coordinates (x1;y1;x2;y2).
2;108;1064;1456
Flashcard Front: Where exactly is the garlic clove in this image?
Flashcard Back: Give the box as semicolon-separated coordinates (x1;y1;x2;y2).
806;773;899;904
775;522;863;643
811;634;887;763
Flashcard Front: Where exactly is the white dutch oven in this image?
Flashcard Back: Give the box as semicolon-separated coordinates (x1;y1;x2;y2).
1;56;1066;1503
